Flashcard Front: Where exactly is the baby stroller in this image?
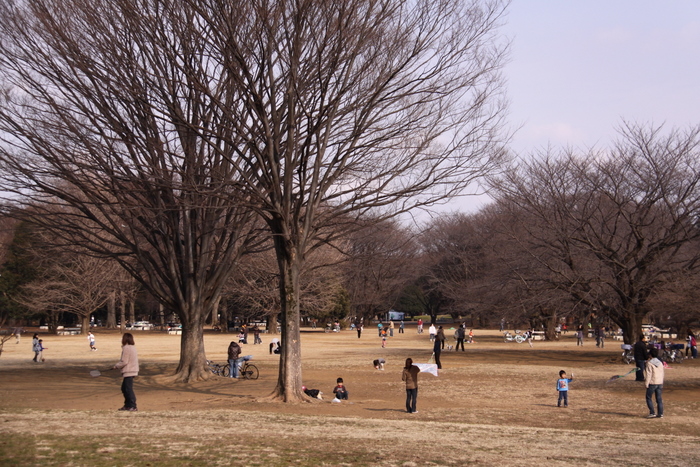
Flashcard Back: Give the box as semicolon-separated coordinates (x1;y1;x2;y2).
661;343;684;364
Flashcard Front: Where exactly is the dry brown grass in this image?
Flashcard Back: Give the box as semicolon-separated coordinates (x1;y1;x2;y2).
1;327;699;466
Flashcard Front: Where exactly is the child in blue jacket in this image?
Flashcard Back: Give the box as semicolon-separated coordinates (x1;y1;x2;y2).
556;370;574;407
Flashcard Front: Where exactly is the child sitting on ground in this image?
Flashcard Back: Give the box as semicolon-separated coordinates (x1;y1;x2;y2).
332;377;349;401
556;370;574;407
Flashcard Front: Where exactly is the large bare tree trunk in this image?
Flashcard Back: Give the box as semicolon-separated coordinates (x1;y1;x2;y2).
119;292;126;333
270;241;305;402
106;292;117;329
81;314;90;335
174;307;208;382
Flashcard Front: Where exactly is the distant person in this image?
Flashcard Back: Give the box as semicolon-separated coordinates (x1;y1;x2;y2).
399;320;404;334
36;339;47;362
87;332;97;351
377;322;383;337
402;358;420;413
356;322;363;339
556;370;574;408
389;320;394;337
596;327;605;348
432;334;442;370
455;326;465;351
252;325;262;345
13;327;22;344
468;329;474;344
428;324;437;342
634;335;649;381
228;341;242;378
113;332;139;411
525;328;534;348
417;318;423;334
31;333;40;362
270;337;280;354
381;328;388;348
645;348;664;418
332;377;349;401
687;332;697;359
436;326;446;349
576;327;584;346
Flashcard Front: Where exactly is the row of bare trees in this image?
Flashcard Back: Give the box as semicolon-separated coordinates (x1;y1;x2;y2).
0;0;510;399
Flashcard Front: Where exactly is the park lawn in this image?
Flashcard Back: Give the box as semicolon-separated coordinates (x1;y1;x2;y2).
1;328;698;466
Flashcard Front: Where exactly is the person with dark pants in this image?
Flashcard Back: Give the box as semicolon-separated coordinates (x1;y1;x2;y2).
455;326;465;351
433;336;442;370
114;332;139;411
645;348;664;418
633;335;649;381
437;326;446;350
402;358;420;413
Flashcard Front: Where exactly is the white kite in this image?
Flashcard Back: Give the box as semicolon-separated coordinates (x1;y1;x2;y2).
414;363;439;377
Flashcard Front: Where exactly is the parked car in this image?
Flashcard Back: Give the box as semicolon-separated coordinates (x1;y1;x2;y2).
126;321;155;331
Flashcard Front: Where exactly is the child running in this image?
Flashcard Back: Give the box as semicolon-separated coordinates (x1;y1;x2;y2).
556;370;574;407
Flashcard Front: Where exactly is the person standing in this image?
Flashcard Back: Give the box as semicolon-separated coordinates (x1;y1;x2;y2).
114;332;139;411
377;322;383;337
402;358;420;413
455;326;465;351
13;327;22;344
645;348;664;418
356;322;363;338
252;325;262;345
576;325;584;346
381;328;387;348
31;333;40;362
428;324;437;342
436;326;446;350
417;318;423;334
556;370;574;408
389;320;395;337
688;332;697;359
634;335;649;382
228;340;242;378
432;334;442;370
597;327;605;348
399;320;404;334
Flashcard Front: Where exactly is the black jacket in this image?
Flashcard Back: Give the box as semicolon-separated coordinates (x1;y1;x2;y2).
633;340;648;361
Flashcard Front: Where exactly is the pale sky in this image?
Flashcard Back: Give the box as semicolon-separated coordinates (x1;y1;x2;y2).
503;0;700;155
439;0;700;215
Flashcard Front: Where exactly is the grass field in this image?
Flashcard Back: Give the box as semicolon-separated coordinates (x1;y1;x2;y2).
1;326;698;466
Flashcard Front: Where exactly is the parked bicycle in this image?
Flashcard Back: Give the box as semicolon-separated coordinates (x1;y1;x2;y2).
504;331;526;344
621;344;634;364
662;343;684;364
206;359;258;379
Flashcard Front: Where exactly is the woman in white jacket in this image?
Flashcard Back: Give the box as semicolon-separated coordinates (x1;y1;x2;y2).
114;332;139;412
644;348;664;418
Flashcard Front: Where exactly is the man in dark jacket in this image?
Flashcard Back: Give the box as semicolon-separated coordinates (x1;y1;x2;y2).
228;341;242;378
633;335;649;381
455;326;466;351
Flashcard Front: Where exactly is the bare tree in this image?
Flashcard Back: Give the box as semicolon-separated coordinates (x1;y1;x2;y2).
491;123;700;343
343;219;419;324
0;1;265;381
16;244;120;333
193;0;509;401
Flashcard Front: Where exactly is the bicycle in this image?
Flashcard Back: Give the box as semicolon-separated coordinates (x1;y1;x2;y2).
206;360;230;377
621;344;634;364
503;331;526;343
239;361;259;380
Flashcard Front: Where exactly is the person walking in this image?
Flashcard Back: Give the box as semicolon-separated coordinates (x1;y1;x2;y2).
402;358;420;413
113;332;139;411
228;340;242;378
688;332;697;359
87;332;97;351
356;322;363;339
645;348;664;418
634;335;649;382
31;333;40;362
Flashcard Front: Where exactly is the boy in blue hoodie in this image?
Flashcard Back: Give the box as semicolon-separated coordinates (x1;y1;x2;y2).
556;370;574;407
